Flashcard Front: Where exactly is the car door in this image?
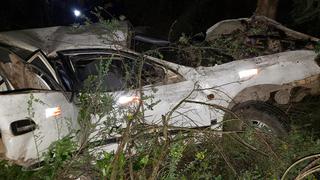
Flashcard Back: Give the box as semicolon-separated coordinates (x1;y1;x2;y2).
66;50;214;129
0;48;77;166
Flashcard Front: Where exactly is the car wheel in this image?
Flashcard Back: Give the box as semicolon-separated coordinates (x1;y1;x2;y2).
224;101;290;136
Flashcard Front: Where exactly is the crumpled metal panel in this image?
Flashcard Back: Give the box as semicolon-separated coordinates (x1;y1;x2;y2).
0;22;129;58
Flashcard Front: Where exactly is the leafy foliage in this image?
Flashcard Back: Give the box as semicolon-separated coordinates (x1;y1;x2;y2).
1;7;320;180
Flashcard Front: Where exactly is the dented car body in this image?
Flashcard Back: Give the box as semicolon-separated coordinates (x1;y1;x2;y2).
0;19;320;167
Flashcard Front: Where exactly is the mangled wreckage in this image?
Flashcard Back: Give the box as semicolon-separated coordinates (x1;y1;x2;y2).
0;17;319;167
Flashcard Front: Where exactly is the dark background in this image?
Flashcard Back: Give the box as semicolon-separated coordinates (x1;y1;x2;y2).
0;0;318;40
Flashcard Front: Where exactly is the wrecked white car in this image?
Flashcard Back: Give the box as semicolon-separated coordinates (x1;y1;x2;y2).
0;19;320;167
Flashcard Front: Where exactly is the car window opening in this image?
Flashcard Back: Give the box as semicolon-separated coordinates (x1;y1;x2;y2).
71;54;170;92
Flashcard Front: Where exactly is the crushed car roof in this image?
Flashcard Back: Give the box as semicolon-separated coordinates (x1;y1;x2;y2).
0;22;129;58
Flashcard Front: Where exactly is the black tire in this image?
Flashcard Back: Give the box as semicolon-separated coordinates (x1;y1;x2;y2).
224;101;290;136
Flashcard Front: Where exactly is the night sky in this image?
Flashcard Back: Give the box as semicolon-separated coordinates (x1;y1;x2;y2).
0;0;317;39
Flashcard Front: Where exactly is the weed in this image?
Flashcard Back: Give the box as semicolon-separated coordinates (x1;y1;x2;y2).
1;7;320;180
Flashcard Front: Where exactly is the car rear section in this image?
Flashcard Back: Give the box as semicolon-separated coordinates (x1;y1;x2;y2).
190;50;320;129
0;47;77;166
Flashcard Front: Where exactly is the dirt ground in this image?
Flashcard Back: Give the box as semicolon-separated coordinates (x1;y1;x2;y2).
285;95;320;136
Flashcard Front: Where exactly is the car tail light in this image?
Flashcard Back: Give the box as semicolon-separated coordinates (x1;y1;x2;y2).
11;119;37;136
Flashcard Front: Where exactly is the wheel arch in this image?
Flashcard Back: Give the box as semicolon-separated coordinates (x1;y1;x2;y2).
228;84;288;109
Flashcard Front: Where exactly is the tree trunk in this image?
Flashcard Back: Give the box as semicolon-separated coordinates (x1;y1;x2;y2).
255;0;279;19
